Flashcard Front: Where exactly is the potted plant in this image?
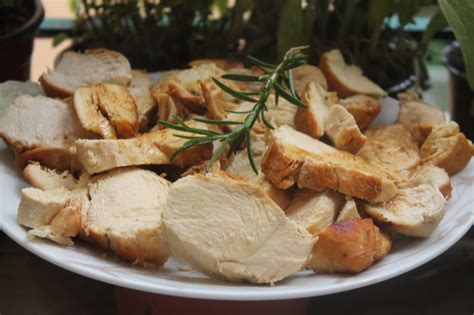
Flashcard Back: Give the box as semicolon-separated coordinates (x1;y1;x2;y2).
439;0;474;140
0;0;44;82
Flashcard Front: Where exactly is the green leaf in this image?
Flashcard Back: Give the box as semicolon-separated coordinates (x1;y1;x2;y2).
273;81;307;107
246;134;258;174
246;55;276;69
277;0;307;60
52;33;69;47
221;74;263;82
212;78;258;102
397;0;419;27
193;117;242;125
420;8;448;50
440;0;474;89
367;0;394;54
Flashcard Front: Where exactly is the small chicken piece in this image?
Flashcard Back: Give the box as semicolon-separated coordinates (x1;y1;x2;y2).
76;121;213;174
73;83;139;139
165;64;225;112
23;162;77;190
325;104;367;154
308;218;391;274
225;149;291;209
128;70;157;131
364;184;446;237
86;168;170;266
397;91;446;143
261;125;398;203
339;95;381;130
163;174;315;284
17;187;82;246
0;95;86;154
319;49;386;98
294;82;337;138
292;64;328;96
151;91;188;128
200;80;237;120
286;189;345;234
336;198;360;221
16;146;80;172
404;164;452;199
188;59;243;71
357;124;420;174
420;122;472;175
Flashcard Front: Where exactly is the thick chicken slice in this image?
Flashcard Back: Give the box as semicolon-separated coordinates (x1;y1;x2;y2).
75;121;213;174
397;91;446;144
364;184;446;237
308;218;391;274
86;168;170;266
286;189;344;234
261;125;399;203
419;121;473;175
339;95;381;130
357;124;420;174
73;83;138;139
163;174;315;284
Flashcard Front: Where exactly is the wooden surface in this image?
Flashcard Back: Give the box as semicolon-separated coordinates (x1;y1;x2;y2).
1;228;473;315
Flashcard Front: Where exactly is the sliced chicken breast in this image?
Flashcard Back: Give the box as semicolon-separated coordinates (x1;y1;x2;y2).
261;125;399;203
0;95;86;154
324;104;367;154
319;49;386;98
339;94;381;130
163;174;315;284
357;124;420;174
364;184;446;237
286;189;344;234
86;167;170;266
23;162;77;190
420;122;473;175
39;48;132;98
308;218;391;274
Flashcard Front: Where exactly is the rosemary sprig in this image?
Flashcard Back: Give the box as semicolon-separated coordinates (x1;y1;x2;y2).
158;46;309;174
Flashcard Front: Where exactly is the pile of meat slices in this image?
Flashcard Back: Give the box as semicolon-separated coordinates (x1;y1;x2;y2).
1;48;473;285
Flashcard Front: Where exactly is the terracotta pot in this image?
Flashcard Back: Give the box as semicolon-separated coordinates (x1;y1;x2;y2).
115;287;309;315
442;42;474;140
0;0;44;82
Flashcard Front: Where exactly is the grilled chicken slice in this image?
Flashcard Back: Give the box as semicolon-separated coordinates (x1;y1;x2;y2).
324;104;367;154
39;48;132;98
404;164;452;199
308;218;391;274
364;184;446;237
420;122;473;175
128;70;157;131
339;95;381;130
357;124;420;174
397;91;446;144
225;148;291;210
73;83;139;139
163;174;315;284
319;49;386;98
17;187;83;246
76;121;213;174
0;95;86;154
294;82;337;138
23;162;77;190
286;189;344;234
292;64;328;96
261;125;399;203
86;168;170;266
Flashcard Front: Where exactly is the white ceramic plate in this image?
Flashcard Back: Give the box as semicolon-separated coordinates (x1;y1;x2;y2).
1;97;473;301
